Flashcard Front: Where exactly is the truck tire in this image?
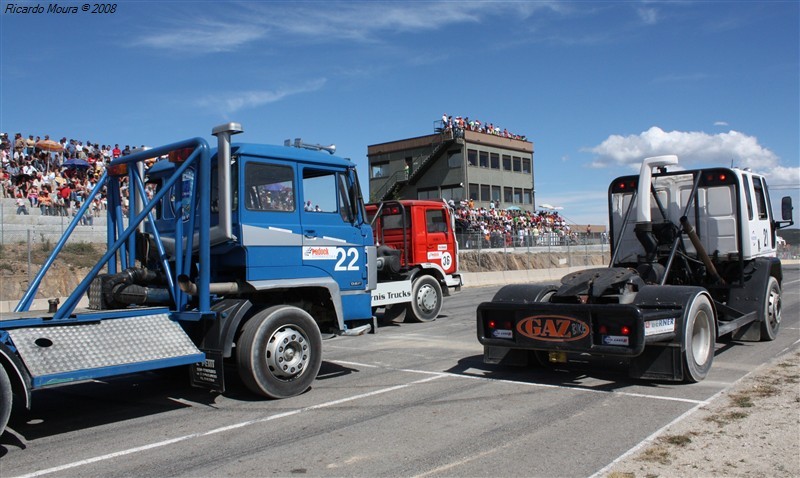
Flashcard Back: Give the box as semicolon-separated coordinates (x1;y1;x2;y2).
0;365;11;436
682;294;715;383
760;276;781;341
237;305;322;399
406;275;442;322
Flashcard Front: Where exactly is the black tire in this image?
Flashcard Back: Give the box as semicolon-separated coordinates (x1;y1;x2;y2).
237;305;322;399
682;294;715;383
405;275;443;322
760;276;781;341
0;365;11;436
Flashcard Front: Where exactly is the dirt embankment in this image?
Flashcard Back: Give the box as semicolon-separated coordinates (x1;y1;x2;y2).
0;243;101;303
0;244;608;302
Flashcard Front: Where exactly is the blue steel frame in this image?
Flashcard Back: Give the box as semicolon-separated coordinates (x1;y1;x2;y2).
14;137;213;320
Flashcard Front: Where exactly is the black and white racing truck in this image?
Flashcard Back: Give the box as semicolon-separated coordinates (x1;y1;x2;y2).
477;155;793;382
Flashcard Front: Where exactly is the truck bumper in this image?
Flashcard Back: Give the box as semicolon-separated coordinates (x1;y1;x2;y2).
477;302;681;357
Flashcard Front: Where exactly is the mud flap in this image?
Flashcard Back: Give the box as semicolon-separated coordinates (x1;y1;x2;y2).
629;343;683;381
190;350;225;392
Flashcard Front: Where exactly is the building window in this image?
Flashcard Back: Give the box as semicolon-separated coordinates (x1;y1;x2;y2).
504;187;513;203
523;189;532;204
468;149;478;166
514;188;522;203
522;158;531;174
479;151;489;168
513;156;521;172
371;162;389;178
502;154;511;171
417;187;438;200
492;185;501;203
447;150;463;168
441;184;463;202
480;184;490;202
469;183;479;200
490;152;500;169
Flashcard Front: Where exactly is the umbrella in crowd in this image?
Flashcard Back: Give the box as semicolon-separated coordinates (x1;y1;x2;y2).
62;158;90;169
35;139;63;152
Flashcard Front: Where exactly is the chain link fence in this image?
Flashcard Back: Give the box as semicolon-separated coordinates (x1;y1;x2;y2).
456;231;609;272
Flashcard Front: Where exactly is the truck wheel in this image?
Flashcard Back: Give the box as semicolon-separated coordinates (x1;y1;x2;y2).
406;275;443;322
682;294;715;383
237;305;322;399
0;365;11;436
760;277;781;341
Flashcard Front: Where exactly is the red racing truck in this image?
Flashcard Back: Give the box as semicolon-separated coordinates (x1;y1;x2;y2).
367;200;463;322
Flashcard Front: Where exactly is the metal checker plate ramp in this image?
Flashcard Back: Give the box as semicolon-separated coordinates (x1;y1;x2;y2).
7;314;202;377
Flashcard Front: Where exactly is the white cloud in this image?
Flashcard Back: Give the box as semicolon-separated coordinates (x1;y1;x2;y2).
586;126;799;189
195;78;327;114
637;7;659;25
714;121;729;127
134;2;562;53
133;20;265;53
762;165;800;188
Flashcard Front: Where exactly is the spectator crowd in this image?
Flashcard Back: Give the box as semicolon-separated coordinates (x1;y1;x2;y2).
0;131;141;224
441;113;527;141
450;198;580;248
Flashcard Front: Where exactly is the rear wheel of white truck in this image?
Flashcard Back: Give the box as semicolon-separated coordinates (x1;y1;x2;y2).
405;275;442;322
0;365;11;436
237;305;322;399
760;276;781;341
682;294;715;383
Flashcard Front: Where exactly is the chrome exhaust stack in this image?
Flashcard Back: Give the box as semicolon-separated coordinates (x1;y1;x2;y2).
212;123;243;242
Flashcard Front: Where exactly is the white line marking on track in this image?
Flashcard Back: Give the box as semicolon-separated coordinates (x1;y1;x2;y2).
13;375;445;478
332;360;708;405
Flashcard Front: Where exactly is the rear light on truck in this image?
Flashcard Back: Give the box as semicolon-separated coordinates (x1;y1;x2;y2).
485;318;513;339
596;320;634;347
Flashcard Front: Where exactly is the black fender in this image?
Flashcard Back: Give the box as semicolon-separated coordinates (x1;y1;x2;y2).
490;283;558;304
199;299;253;358
727;258;778;317
630;285;714;381
0;342;32;410
634;285;716;345
729;257;782;341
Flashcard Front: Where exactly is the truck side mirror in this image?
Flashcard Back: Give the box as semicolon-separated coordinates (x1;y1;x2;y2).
782;196;793;221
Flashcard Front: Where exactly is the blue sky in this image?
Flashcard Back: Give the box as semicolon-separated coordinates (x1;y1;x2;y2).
2;1;798;227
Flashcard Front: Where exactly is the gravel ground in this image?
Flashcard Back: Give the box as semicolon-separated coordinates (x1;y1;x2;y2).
601;350;800;478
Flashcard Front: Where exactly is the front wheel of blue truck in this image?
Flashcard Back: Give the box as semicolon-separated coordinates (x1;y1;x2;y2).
0;365;11;436
237;305;323;399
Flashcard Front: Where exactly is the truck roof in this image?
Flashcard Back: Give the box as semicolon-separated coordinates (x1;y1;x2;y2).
366;199;449;209
231;143;355;168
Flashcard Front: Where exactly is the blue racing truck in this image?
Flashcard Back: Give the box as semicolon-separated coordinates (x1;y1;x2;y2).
0;123;378;434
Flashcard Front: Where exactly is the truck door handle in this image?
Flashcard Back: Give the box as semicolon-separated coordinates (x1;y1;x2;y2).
304;230;317;238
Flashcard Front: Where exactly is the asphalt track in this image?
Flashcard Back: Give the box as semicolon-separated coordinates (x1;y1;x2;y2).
2;265;798;477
